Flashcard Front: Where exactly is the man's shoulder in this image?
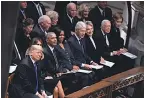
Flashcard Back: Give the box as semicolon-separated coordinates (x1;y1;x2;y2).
105;7;112;12
68;35;75;42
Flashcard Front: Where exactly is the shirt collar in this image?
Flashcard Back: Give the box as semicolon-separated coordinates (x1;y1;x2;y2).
74;34;81;41
39;25;45;32
67;13;73;23
33;1;39;6
48;45;54;52
97;6;103;14
30;56;36;65
101;29;106;36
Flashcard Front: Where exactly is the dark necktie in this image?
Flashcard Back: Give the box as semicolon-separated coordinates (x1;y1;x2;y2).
102;10;105;17
79;39;84;53
34;62;38;92
52;49;59;70
21;10;26;19
104;34;106;39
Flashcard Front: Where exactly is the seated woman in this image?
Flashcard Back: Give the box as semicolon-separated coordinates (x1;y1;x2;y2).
15;18;34;59
53;27;91;91
25;37;65;98
110;12;127;53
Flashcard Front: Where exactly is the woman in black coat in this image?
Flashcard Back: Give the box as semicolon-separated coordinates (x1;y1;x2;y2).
15;18;34;59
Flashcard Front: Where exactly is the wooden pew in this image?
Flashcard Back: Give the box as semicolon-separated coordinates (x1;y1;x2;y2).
65;67;144;98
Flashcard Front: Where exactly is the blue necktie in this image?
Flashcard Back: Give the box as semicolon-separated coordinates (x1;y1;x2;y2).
34;63;38;92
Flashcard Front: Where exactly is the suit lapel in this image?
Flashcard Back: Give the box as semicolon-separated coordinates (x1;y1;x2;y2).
73;35;84;52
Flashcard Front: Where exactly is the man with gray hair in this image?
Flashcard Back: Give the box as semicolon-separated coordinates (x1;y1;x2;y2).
96;19;118;57
95;19;122;76
68;21;99;84
59;2;79;39
31;15;51;46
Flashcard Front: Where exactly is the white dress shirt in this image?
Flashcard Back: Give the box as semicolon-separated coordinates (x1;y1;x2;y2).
67;14;73;23
98;6;105;16
33;2;43;16
101;30;109;46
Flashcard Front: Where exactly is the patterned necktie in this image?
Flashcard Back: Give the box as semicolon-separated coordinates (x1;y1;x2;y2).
52;49;59;70
102;10;105;17
34;62;38;92
79;39;84;53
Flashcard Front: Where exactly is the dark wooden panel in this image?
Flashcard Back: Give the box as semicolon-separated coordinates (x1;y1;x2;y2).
65;81;112;98
65;67;144;98
1;1;19;98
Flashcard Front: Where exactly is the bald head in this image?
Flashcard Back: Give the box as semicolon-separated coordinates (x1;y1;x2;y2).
38;15;51;31
66;3;77;17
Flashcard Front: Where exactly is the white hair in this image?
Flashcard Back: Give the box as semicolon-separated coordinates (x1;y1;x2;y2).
75;21;86;30
46;10;59;20
38;15;51;24
46;32;56;39
66;2;76;10
85;21;93;27
101;19;111;28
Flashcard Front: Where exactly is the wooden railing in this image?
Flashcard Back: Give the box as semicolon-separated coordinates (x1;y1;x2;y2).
65;67;144;98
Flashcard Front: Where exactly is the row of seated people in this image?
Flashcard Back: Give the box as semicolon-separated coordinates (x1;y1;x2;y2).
9;19;134;98
17;1;115;40
16;1;122;59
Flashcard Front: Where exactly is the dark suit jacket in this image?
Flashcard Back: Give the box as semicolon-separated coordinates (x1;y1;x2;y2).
68;35;92;67
26;1;46;24
88;6;112;31
95;30;113;58
9;56;44;98
30;24;47;46
84;34;102;63
110;26;124;50
55;41;77;70
60;15;79;39
17;9;28;29
15;29;31;58
43;45;65;77
54;1;77;24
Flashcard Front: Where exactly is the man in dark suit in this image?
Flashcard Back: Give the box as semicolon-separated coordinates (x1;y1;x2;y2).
30;15;51;46
9;45;47;98
17;1;29;29
54;1;77;24
95;20;122;75
26;1;46;24
68;21;100;83
88;1;112;32
42;32;66;77
59;2;79;39
95;20;118;61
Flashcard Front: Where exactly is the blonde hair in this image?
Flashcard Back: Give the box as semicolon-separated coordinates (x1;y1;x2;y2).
46;10;59;20
78;4;89;18
26;45;44;60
